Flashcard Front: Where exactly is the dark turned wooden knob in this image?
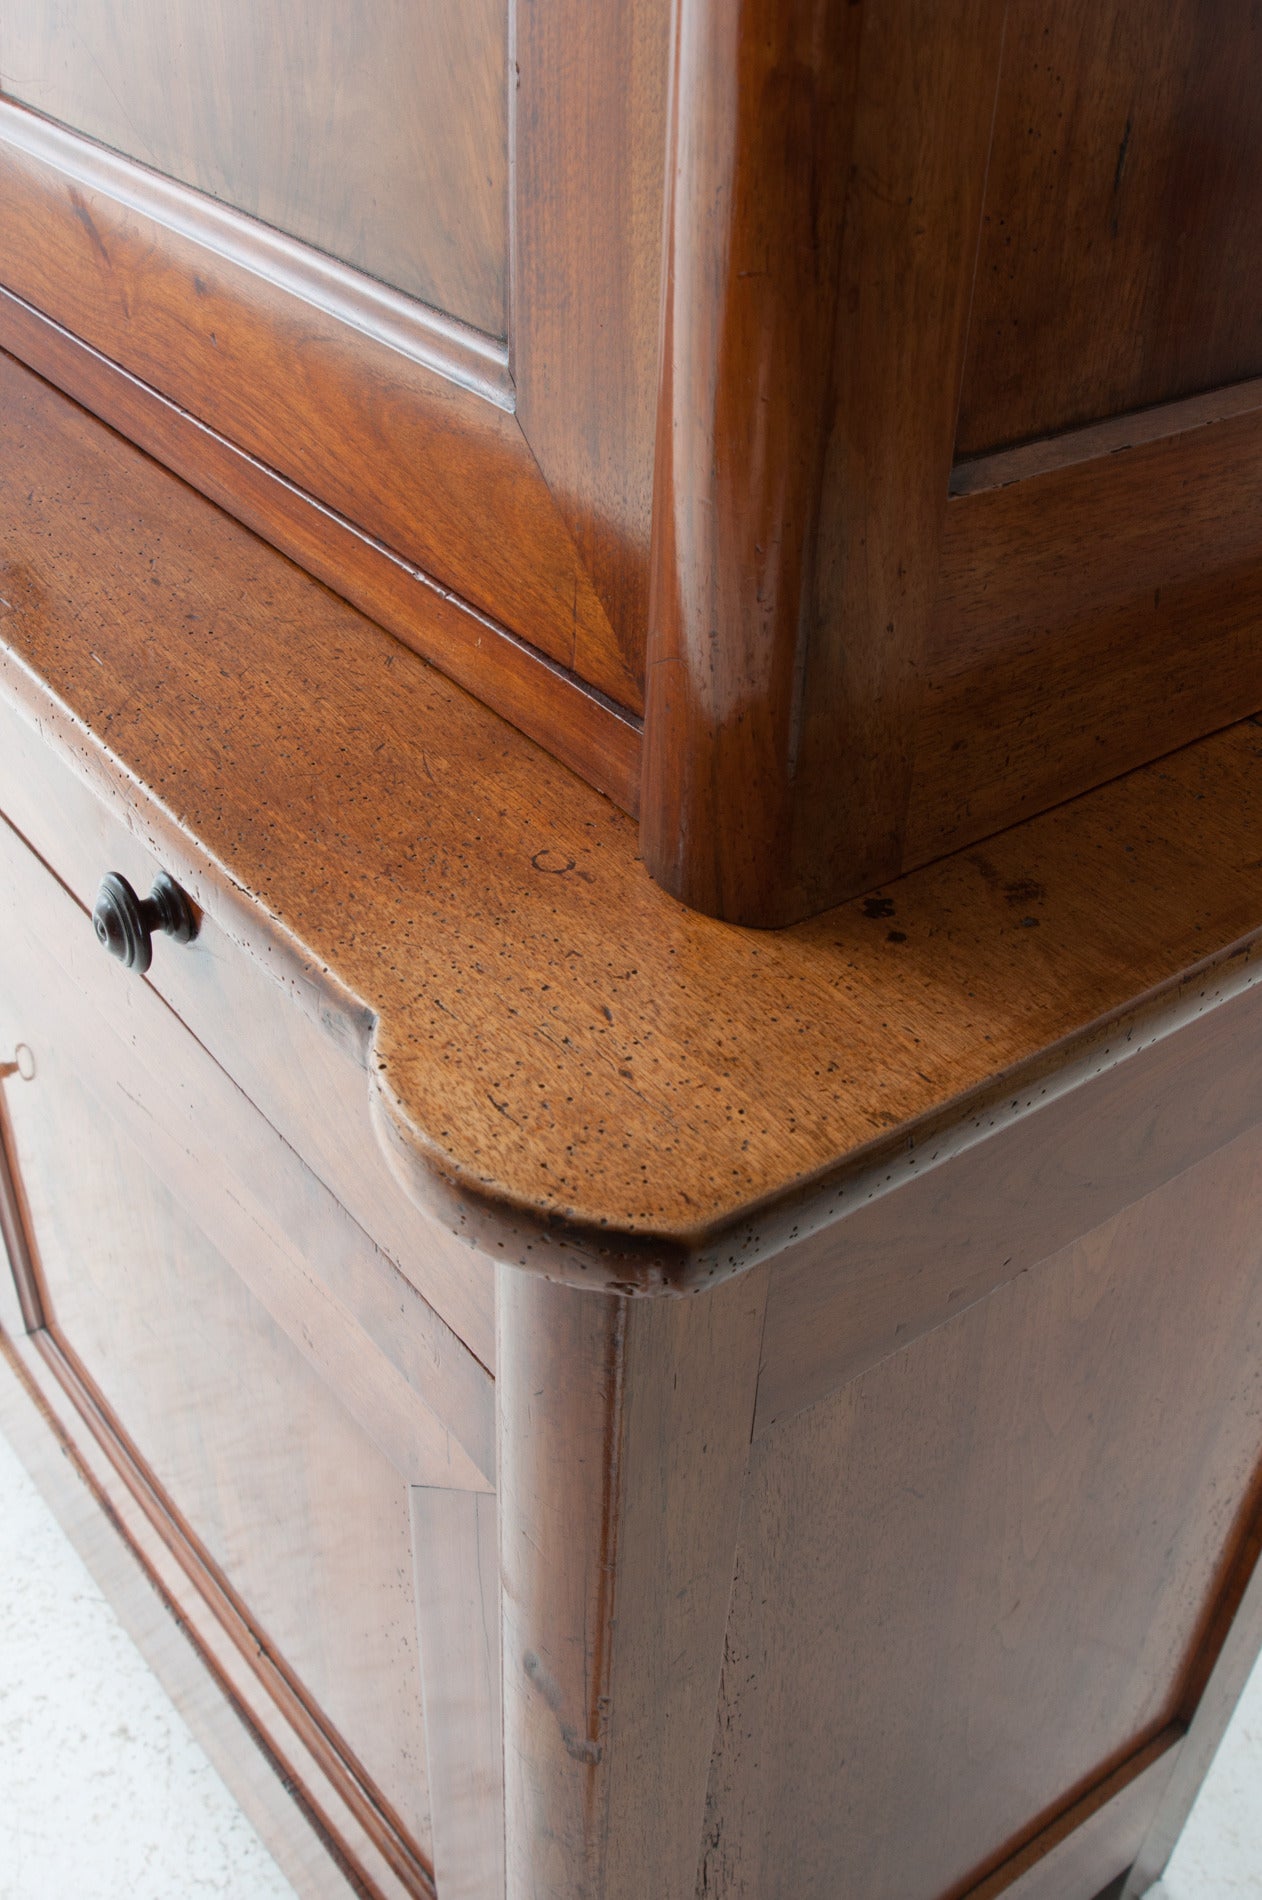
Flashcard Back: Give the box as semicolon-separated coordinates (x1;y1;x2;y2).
93;871;197;975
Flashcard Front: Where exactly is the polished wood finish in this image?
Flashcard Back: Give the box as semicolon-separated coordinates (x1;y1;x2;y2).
0;683;497;1370
1;0;508;331
3;308;1262;1896
8;7;1262;918
642;0;1005;922
0;811;493;1492
641;2;1262;919
411;1487;505;1900
512;0;672;690
497;1265;768;1900
908;401;1262;867
0;96;641;735
12;348;1262;1277
0;286;641;818
957;0;1262;455
701;1133;1262;1897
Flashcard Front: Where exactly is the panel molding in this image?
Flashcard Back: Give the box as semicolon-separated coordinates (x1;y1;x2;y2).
950;374;1262;496
755;978;1262;1437
908;401;1262;866
961;1731;1181;1900
7;1322;436;1898
0;95;643;725
0;291;643;816
0;101;513;406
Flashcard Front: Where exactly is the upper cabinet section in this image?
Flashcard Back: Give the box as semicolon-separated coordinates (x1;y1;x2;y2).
0;0;669;819
957;0;1262;458
1;0;509;336
7;1;1262;927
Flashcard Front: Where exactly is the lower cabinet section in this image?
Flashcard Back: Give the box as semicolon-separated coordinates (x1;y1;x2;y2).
2;783;1262;1900
0;805;494;1898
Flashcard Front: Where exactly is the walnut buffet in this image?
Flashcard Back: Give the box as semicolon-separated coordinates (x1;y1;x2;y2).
2;6;1262;1899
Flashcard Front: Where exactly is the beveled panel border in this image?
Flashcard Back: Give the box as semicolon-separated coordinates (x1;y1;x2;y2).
0;101;513;407
0;97;643;722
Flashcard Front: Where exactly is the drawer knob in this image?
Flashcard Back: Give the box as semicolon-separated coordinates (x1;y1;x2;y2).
93;871;197;975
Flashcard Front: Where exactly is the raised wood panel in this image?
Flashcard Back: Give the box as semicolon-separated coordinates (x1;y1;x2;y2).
0;293;641;818
0;1327;400;1899
963;1735;1179;1900
907;406;1262;868
1123;1471;1262;1895
702;1131;1262;1898
4;1053;436;1868
958;0;1262;457
0;101;643;714
0;0;508;334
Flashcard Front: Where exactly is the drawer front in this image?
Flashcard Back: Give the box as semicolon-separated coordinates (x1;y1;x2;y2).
0;805;496;1891
0;688;495;1369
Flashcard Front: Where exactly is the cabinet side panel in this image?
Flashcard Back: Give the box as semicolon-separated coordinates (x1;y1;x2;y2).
701;1128;1262;1899
957;0;1262;456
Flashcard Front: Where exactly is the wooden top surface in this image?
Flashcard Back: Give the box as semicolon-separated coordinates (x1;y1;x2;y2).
4;350;1262;1286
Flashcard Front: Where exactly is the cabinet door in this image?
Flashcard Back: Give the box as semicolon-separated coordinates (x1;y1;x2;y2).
0;809;453;1894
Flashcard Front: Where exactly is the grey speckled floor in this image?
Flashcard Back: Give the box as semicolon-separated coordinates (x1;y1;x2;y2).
0;1417;1259;1899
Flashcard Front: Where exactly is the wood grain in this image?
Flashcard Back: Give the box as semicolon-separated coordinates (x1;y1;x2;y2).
1;0;508;333
0;681;498;1369
958;0;1262;456
497;1265;768;1900
0;101;640;709
641;0;861;921
641;0;1007;922
13;353;1262;1279
700;1135;1262;1897
513;0;673;694
755;975;1262;1434
0;830;466;1869
907;405;1262;867
0;806;494;1492
411;1487;505;1900
950;375;1262;496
